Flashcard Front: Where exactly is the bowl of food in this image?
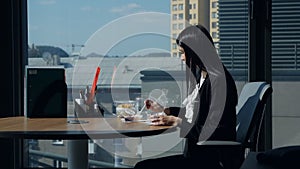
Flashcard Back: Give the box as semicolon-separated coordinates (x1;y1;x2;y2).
114;100;136;118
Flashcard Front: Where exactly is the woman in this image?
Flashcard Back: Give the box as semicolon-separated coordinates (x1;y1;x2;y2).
134;24;238;169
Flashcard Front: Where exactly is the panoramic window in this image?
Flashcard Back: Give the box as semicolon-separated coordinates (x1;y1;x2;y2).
26;0;183;168
23;0;300;168
30;0;300;168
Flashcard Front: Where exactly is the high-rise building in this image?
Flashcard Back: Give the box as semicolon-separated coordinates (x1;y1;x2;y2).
271;0;300;70
218;0;300;71
170;0;218;57
210;0;219;47
170;0;189;58
218;0;248;70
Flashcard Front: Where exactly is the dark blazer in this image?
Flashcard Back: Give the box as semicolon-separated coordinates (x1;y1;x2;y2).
169;67;238;157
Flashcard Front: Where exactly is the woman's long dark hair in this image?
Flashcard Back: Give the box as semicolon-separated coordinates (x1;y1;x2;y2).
176;24;215;94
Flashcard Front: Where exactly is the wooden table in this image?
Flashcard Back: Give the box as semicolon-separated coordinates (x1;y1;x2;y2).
0;116;176;169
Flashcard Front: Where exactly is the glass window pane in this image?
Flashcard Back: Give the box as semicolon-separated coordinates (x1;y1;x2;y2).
26;0;250;168
26;0;183;168
172;4;177;11
271;0;300;148
178;4;184;10
26;0;300;167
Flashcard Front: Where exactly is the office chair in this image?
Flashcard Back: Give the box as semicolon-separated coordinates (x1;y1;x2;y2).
197;82;273;169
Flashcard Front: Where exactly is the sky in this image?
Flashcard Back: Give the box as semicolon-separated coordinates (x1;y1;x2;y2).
28;0;171;56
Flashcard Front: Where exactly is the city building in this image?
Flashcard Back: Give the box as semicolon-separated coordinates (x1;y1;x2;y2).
170;0;218;57
170;0;189;58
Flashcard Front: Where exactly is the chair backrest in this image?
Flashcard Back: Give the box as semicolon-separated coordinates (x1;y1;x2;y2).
236;82;273;150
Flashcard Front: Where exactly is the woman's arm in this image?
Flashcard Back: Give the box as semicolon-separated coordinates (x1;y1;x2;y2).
149;107;185;126
150;114;182;126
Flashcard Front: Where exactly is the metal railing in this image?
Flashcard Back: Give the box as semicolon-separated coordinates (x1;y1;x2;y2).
217;43;300;70
29;149;132;168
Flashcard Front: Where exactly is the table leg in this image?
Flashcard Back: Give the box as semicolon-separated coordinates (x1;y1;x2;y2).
68;140;88;169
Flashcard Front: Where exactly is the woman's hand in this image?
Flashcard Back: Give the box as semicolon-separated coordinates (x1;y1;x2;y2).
150;114;182;126
145;99;164;113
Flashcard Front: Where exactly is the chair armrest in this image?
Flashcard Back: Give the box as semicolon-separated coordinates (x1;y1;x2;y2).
197;140;242;146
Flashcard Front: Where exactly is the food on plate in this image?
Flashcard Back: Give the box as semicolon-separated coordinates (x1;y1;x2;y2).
117;103;134;108
116;103;136;118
